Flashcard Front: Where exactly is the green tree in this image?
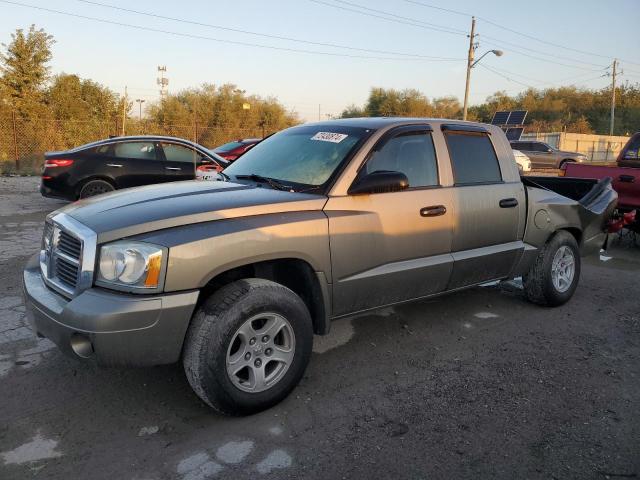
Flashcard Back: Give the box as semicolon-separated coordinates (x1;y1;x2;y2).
0;25;54;116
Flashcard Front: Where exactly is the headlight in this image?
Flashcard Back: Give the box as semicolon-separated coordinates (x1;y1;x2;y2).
96;241;166;293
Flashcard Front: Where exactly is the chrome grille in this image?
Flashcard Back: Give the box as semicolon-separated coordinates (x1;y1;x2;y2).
55;256;80;288
40;213;96;298
57;230;82;258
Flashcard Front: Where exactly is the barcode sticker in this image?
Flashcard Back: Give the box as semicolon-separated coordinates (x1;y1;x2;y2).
311;132;348;143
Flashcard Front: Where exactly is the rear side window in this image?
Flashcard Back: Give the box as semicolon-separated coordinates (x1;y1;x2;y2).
113;142;156;160
445;132;502;185
162;143;199;164
622;135;640;159
364;131;438;188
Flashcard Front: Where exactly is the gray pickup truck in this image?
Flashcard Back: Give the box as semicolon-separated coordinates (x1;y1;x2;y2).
23;118;617;415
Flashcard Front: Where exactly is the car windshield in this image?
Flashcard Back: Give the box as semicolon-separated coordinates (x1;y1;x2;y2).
223;125;372;189
214;141;245;153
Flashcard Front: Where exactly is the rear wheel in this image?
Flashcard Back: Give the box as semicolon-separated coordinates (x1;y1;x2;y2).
78;179;115;199
182;278;313;415
523;231;581;306
559;159;575;170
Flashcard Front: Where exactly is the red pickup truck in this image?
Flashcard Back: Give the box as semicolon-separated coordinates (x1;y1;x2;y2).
564;132;639;232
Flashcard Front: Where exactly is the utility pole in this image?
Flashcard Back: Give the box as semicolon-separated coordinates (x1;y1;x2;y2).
135;99;145;120
121;86;127;136
462;16;477;121
609;59;618;136
318;104;321;121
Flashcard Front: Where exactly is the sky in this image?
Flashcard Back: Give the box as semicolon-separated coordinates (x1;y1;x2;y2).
1;0;639;121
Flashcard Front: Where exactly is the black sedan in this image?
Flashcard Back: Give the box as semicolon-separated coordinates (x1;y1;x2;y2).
40;136;229;200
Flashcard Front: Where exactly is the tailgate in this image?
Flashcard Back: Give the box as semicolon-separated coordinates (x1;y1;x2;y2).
564;163;639;210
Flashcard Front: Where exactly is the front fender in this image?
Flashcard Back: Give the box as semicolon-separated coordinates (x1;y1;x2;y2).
133;211;332;291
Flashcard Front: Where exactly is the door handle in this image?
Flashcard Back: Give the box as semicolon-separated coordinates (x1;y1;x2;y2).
106;163;123;168
165;167;182;171
499;198;518;208
420;205;447;217
619;174;635;183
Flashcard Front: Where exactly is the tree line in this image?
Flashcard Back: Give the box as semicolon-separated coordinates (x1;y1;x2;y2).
341;84;640;136
1;25;639;173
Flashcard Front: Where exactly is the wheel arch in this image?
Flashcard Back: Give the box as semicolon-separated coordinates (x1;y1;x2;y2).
198;257;331;336
75;175;117;198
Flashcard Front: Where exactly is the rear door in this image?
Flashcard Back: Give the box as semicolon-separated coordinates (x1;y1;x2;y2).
159;142;199;182
107;141;164;188
442;125;525;289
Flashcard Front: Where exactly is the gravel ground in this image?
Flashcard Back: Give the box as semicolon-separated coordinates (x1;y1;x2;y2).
0;177;639;480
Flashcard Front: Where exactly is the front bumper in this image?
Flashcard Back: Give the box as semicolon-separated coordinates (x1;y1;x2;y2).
22;254;199;367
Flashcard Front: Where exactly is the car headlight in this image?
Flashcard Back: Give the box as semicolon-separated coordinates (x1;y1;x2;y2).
96;241;166;293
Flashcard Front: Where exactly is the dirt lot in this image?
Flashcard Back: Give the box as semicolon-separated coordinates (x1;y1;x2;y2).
1;177;639;480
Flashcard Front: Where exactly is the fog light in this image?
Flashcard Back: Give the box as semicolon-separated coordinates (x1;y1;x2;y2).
70;333;94;358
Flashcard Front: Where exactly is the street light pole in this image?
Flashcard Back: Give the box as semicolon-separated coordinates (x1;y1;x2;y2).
462;16;476;121
136;99;145;121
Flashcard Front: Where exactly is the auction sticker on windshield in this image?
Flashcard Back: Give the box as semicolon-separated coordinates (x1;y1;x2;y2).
311;132;348;143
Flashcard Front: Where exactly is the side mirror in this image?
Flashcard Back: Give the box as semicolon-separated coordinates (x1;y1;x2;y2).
349;170;409;195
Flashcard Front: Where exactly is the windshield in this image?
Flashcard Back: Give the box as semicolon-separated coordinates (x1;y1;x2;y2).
223;125;372;188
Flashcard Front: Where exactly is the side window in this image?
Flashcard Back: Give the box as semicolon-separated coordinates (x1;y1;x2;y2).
532;142;548;152
162;143;199;164
445;132;502;185
363;131;438;188
113;142;157;160
622;136;640;159
94;144;111;155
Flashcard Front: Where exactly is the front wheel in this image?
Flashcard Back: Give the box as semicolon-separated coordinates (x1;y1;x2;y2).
523;231;581;307
182;278;313;415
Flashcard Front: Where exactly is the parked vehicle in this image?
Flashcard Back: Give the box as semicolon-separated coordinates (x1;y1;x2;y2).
40;136;229;200
24;118;617;415
510;140;588;169
563;132;640;232
213;138;261;161
513;149;532;173
617;131;640;168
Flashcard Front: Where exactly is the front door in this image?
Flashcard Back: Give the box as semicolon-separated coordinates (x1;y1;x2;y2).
442;126;525;289
325;126;454;316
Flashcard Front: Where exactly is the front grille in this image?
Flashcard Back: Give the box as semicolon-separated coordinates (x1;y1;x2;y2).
55;256;80;287
57;230;82;258
40;213;96;298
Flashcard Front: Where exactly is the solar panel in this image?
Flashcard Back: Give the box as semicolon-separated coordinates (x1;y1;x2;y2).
505;127;524;141
491;111;510;125
507;110;528;126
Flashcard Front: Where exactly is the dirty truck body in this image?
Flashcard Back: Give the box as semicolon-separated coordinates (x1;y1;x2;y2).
23;118;617;414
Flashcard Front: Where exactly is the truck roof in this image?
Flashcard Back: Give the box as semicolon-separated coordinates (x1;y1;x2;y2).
302;117;493;130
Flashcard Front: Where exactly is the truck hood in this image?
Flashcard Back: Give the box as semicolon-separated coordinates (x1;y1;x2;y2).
57;180;327;242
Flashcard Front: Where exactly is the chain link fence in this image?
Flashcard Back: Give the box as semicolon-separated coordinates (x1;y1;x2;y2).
0;114;267;174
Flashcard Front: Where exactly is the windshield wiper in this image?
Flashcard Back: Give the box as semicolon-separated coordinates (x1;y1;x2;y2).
235;174;293;192
217;171;230;181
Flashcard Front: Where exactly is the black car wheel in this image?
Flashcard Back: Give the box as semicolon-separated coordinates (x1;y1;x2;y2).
79;179;115;199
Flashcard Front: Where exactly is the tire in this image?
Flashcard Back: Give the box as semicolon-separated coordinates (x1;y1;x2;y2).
559;159;575;170
523;231;581;307
78;179;115;199
183;278;313;415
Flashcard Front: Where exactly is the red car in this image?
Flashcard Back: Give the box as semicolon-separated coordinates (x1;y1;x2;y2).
563;132;639;232
213;138;261;161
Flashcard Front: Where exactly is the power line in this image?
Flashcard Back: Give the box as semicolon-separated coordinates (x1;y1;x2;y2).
0;0;463;62
308;0;467;37
311;0;608;71
401;0;640;67
75;0;462;61
479;63;608;90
